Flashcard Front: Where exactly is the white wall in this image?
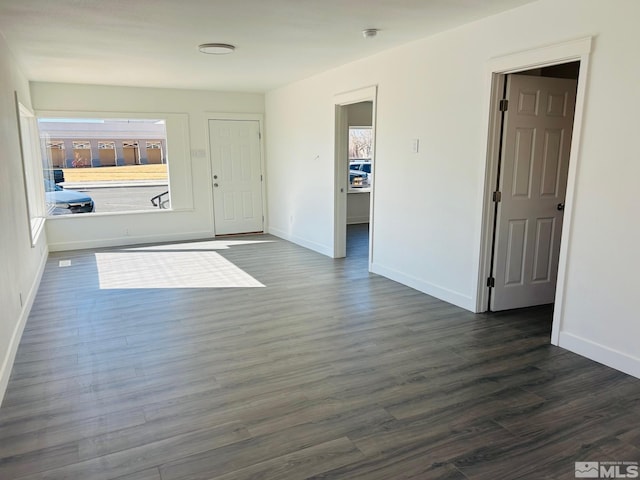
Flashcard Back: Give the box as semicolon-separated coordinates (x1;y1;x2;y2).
30;82;264;251
265;0;640;377
0;36;49;404
347;191;370;225
347;101;373;128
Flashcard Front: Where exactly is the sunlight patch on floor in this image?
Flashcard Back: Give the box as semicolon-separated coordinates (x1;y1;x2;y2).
121;239;273;252
95;249;265;289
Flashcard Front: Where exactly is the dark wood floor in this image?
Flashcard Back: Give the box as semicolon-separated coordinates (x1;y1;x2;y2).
1;225;639;480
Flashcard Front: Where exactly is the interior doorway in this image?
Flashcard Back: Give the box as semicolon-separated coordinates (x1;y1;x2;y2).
482;60;581;316
333;86;377;265
345;101;373;265
489;63;580;311
476;38;593;346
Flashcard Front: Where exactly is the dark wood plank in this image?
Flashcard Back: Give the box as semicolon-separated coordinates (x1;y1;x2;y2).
158;406;393;480
15;422;249;480
208;437;364;480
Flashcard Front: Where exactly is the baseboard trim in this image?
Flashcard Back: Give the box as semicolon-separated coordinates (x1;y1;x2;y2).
371;262;474;311
0;247;48;406
267;227;333;257
558;331;640;380
47;230;215;252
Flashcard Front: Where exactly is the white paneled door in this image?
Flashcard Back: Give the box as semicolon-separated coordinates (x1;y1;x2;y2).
491;74;577;311
209;119;264;235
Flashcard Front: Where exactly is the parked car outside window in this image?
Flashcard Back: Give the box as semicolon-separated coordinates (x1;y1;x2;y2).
349;161;372;174
349;170;370;188
44;179;95;215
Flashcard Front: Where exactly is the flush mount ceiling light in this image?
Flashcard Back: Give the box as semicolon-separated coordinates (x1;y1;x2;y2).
362;28;379;39
198;43;236;55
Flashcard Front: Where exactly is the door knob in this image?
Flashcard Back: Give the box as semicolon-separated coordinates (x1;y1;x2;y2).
214;183;219;187
213;175;218;179
557;203;565;211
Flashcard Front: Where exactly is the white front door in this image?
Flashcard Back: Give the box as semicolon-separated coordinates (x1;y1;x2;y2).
491;74;577;311
209;119;264;235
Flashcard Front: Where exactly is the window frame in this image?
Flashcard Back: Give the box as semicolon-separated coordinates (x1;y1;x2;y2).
347;125;373;192
15;93;47;246
35;111;192;217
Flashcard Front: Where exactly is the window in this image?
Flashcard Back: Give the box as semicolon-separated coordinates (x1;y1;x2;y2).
37;118;170;215
348;127;372;160
16;95;47;245
348;126;372;190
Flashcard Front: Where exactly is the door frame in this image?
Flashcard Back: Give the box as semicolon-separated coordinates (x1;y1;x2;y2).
333;85;378;265
476;37;592;345
205;112;267;236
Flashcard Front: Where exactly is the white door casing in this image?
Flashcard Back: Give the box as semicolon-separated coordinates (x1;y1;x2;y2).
209;119;264;235
333;85;377;262
491;74;577;311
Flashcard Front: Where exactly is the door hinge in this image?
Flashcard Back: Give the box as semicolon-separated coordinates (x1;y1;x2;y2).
487;277;495;288
492;191;502;203
258;132;262;139
499;99;509;112
260;174;263;181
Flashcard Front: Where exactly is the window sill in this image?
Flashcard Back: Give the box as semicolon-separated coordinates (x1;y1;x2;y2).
30;217;46;247
45;208;195;220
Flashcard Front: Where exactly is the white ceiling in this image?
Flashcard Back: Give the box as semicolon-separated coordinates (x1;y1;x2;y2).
0;0;537;92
